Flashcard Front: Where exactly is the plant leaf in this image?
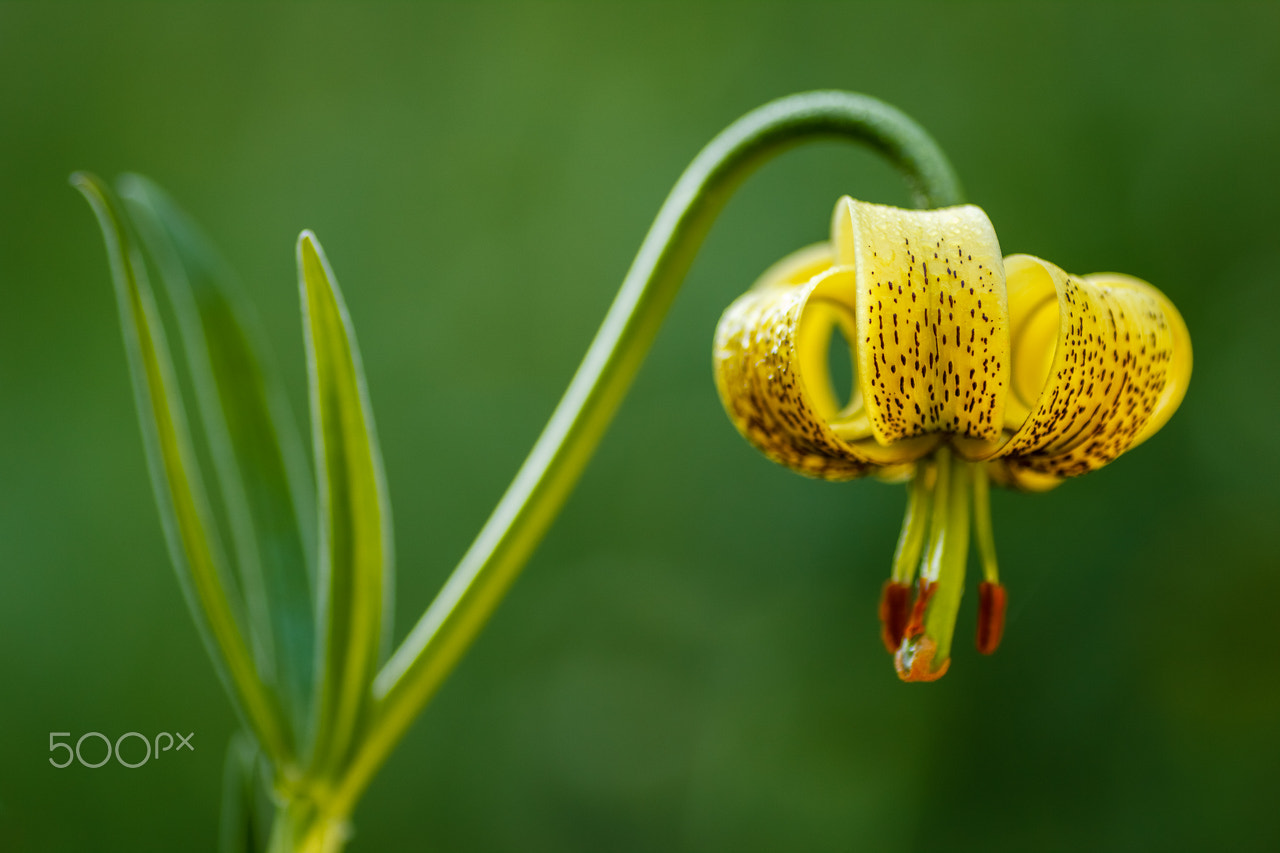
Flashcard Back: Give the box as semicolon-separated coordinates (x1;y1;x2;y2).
72;172;293;763
119;175;316;743
298;231;392;775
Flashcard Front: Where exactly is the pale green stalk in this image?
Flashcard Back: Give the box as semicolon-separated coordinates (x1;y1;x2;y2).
892;462;934;585
973;460;1000;583
325;90;964;821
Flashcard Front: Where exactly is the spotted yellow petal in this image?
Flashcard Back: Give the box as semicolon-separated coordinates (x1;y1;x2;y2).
831;197;1010;455
991;254;1190;481
713;246;878;481
713;197;1012;478
1099;272;1192;449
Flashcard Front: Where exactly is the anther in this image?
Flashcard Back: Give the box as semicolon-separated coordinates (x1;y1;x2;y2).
976;581;1007;654
878;580;912;652
903;578;936;641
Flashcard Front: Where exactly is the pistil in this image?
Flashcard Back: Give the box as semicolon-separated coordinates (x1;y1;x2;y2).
895;446;972;681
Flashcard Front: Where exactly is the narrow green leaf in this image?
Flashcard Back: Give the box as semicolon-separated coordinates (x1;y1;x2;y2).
72;172;293;763
298;231;392;775
219;732;267;853
119;175;316;742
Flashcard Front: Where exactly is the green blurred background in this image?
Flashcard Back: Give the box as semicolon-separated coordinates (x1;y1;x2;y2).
2;2;1278;850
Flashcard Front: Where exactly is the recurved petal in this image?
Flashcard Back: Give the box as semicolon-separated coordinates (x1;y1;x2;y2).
1094;272;1192;449
713;244;939;479
831;197;1010;453
713;248;873;481
991;254;1190;480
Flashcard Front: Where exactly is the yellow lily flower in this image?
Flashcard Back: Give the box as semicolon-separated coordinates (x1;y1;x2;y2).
714;197;1191;682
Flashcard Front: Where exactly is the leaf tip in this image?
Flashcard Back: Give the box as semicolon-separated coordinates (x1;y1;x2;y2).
116;172;153;201
297;230;339;297
297;228;319;251
70;173;122;241
69;170;104;198
296;229;320;268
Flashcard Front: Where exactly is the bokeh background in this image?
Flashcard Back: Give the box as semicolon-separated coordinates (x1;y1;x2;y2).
2;2;1278;850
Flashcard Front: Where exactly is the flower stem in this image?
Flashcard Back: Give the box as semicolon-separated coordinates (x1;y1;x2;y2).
326;91;964;821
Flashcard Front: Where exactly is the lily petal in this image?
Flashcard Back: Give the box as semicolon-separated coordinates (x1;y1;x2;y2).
989;255;1191;484
713;245;879;480
831;197;1010;453
713;198;1011;478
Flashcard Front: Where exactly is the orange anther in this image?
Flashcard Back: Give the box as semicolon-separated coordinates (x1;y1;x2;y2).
903;579;936;640
976;581;1007;654
878;581;912;652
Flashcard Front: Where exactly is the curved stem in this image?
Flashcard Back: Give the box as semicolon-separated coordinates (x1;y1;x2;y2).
327;90;964;817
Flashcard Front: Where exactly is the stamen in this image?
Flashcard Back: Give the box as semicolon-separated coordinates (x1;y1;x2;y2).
971;463;1007;654
880;463;934;651
972;463;1000;585
891;462;933;584
878;581;911;653
976;581;1007;654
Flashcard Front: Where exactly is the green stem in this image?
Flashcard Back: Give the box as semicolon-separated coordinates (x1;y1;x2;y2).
325;90;963;820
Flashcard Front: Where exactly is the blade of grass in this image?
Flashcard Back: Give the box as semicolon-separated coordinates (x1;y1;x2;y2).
119;175;317;743
72;172;293;764
298;231;392;777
